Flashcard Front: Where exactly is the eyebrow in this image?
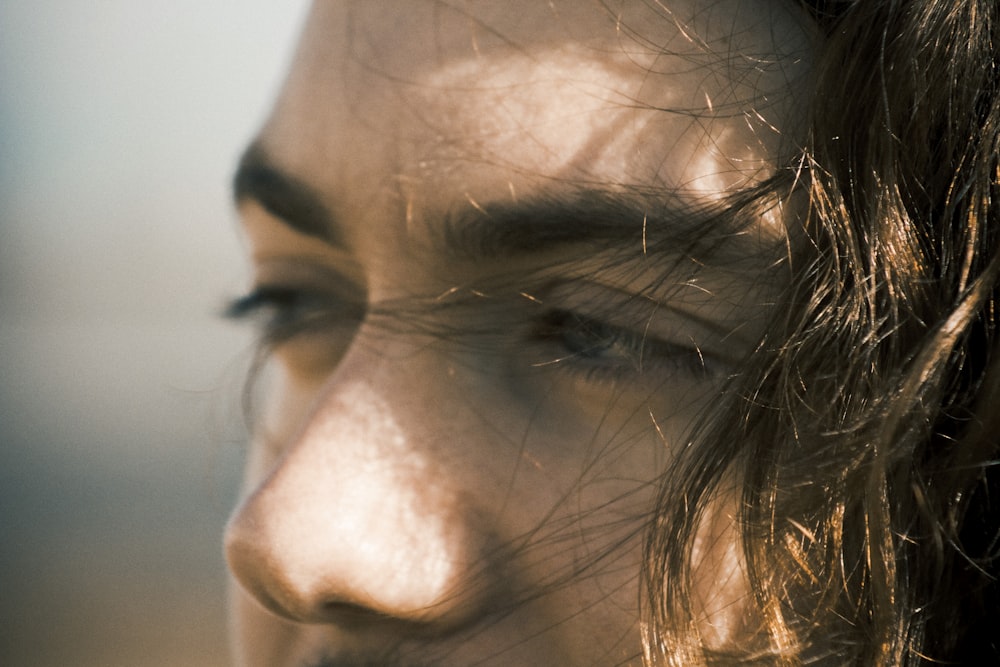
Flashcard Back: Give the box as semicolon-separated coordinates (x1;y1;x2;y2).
440;189;776;264
233;143;780;262
233;142;344;247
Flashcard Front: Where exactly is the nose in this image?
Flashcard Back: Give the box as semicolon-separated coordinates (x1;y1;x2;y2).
224;349;500;631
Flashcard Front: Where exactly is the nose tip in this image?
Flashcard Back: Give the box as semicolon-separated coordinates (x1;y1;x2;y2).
224;447;496;630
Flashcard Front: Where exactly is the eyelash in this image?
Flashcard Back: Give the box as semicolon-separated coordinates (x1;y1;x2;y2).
226;287;717;382
225;285;365;345
532;309;715;383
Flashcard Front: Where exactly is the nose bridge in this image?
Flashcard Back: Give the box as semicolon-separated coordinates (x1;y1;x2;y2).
226;342;495;626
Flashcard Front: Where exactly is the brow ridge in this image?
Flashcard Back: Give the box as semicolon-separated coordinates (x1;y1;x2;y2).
233;142;342;246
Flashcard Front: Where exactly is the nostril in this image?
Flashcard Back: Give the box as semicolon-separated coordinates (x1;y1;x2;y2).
318;601;396;630
315;597;499;640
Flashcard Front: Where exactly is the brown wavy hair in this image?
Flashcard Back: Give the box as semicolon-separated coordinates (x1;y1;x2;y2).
643;1;1000;664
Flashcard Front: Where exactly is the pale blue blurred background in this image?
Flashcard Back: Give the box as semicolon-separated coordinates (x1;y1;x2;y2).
0;3;310;665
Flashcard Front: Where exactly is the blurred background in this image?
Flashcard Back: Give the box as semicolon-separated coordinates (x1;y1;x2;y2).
0;2;310;665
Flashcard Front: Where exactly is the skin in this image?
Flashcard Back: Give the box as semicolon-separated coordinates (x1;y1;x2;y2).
224;1;815;665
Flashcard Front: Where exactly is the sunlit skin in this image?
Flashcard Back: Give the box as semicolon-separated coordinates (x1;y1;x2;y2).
224;1;815;665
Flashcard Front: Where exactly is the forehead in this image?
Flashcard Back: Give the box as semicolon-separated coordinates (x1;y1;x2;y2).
258;0;814;235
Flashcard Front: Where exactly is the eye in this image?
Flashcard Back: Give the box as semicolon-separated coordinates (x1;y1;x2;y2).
532;308;719;383
226;284;366;346
537;310;639;360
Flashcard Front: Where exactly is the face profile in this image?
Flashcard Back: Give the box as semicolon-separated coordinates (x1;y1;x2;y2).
222;1;1000;665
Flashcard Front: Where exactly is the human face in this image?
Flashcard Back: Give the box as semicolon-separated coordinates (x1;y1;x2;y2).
224;1;814;665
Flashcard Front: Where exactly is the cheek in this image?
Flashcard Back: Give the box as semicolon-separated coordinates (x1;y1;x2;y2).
496;376;709;584
522;370;715;484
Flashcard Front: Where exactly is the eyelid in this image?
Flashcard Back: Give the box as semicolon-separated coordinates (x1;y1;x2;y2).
227;252;367;336
534;246;779;346
251;255;365;293
534;280;753;359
